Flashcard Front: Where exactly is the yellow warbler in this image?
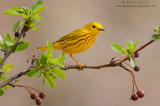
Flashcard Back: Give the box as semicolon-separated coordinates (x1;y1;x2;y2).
37;22;105;67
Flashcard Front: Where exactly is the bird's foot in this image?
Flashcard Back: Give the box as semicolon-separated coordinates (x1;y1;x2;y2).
77;63;83;70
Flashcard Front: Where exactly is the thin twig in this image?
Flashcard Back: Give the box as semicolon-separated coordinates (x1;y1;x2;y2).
134;40;154;54
0;67;31;88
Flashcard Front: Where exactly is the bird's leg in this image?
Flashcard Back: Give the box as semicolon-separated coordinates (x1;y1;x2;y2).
70;54;82;69
62;52;66;68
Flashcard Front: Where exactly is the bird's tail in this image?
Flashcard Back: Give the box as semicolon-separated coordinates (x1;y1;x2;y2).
37;46;48;51
37;42;60;51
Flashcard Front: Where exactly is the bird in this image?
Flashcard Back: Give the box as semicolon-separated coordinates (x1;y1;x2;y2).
37;22;105;68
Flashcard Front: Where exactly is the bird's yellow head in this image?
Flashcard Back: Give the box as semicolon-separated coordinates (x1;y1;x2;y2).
84;22;105;34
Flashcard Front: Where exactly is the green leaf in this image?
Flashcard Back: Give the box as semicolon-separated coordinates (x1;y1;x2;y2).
32;18;41;22
40;54;47;64
51;56;65;67
22;7;29;15
44;75;55;90
50;73;58;79
127;41;133;50
2;74;8;82
154;27;159;32
40;79;45;90
51;67;65;80
27;68;40;78
31;0;43;11
132;40;138;52
33;6;46;15
130;57;136;68
13;21;24;33
0;36;3;44
12;38;18;53
32;14;42;19
111;44;126;54
15;41;29;52
4;33;12;43
20;13;28;19
3;7;21;15
45;72;58;80
46;41;53;61
29;22;35;28
151;34;160;41
0;88;4;96
12;37;17;45
4;85;9;90
4;64;13;72
5;41;13;47
36;60;40;68
0;44;4;49
154;26;160;34
31;27;40;30
127;49;133;57
0;57;3;64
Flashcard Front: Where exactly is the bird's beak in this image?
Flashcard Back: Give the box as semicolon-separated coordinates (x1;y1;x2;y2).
98;28;105;31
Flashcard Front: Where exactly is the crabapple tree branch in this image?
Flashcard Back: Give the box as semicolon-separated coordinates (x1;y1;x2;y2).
0;38;157;88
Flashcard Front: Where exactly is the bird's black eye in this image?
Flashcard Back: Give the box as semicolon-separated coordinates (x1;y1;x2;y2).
92;25;96;28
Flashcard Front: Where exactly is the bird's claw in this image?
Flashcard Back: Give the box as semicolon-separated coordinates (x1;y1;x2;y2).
78;63;83;70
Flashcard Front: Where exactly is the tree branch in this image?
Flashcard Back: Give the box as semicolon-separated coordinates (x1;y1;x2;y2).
0;24;29;69
0;67;31;88
134;40;154;54
62;62;121;70
0;38;157;88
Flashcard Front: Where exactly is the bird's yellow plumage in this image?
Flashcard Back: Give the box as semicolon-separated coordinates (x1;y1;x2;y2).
37;22;105;67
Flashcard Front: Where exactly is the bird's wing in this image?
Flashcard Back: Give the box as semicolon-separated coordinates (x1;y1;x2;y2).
51;28;90;50
54;28;88;43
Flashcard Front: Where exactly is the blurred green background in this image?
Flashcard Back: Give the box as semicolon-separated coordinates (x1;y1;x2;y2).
0;0;160;106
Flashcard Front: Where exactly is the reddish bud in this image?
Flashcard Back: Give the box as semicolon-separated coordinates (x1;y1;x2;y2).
134;65;140;72
31;93;37;100
36;99;42;105
39;92;46;99
134;53;139;58
131;93;139;101
137;89;145;98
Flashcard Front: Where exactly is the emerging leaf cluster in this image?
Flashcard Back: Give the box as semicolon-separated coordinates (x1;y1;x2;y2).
151;25;160;41
0;56;13;95
27;42;65;90
0;34;29;53
0;34;17;52
111;40;138;68
3;0;46;31
0;62;13;90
